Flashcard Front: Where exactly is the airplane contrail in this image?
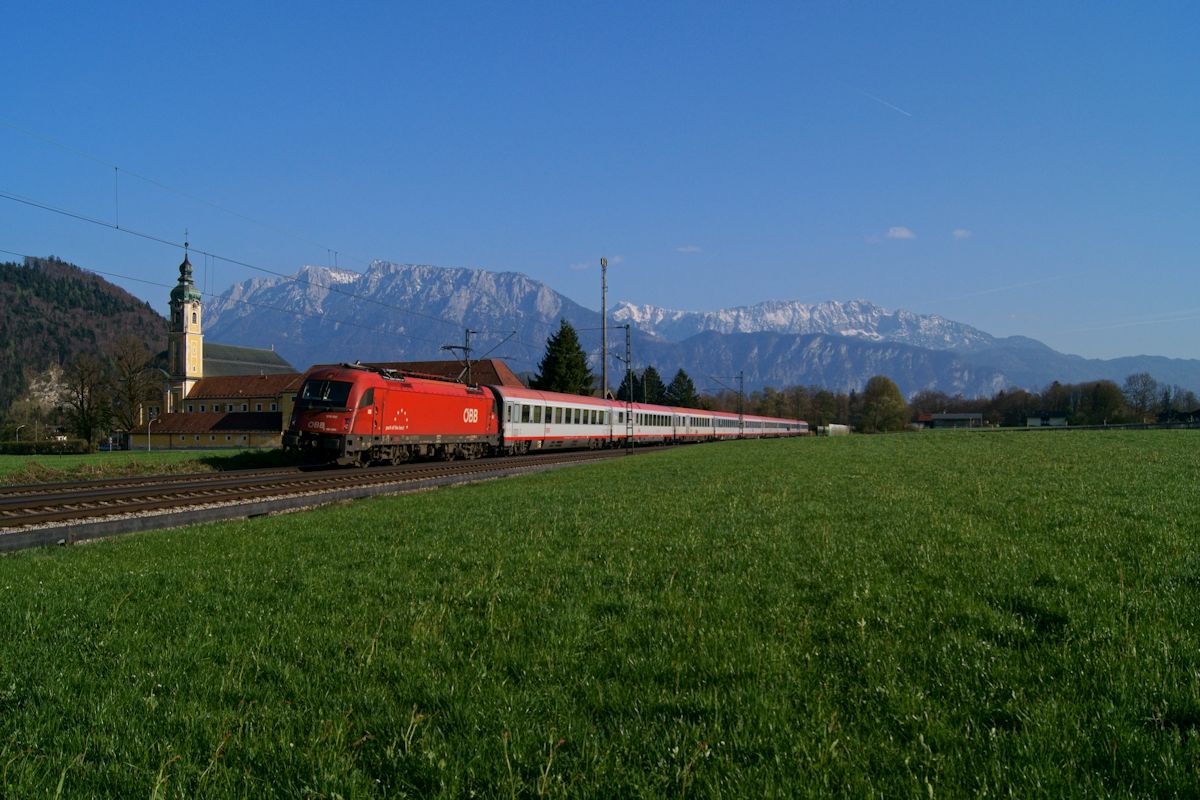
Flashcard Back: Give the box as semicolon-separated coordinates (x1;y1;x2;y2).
856;89;913;117
936;275;1070;302
1057;308;1200;335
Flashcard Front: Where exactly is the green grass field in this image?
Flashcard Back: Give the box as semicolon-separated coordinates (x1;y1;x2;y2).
0;449;294;483
1;432;1197;797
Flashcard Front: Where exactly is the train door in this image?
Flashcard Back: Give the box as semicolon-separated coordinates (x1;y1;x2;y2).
357;387;378;436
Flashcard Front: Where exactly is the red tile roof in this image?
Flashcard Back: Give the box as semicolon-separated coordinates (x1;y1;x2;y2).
131;412;284;435
187;373;302;399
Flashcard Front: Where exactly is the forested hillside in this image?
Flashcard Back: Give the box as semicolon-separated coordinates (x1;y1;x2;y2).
0;257;166;414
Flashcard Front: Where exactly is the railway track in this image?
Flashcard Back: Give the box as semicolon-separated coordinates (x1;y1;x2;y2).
0;448;641;552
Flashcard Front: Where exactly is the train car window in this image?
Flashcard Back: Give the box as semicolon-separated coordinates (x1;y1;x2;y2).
357;388;375;409
534;406;543;423
297;379;354;410
554;407;563;424
544;406;551;422
521;405;532;423
573;408;581;425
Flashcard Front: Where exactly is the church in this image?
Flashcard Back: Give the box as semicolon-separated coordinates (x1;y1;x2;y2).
129;249;303;450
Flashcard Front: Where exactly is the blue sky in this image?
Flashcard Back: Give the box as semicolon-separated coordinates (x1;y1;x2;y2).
3;1;1198;360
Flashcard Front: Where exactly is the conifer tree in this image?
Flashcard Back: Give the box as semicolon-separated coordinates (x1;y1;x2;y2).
641;366;666;404
664;368;699;408
531;320;593;395
616;369;640;402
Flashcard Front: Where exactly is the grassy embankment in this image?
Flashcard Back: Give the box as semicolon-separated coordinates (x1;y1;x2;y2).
0;449;295;483
1;431;1197;797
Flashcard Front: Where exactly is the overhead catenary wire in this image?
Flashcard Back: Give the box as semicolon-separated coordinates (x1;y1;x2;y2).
0;188;472;334
0;123;573;367
0;120;596;356
0;116;376;270
1;247;536;366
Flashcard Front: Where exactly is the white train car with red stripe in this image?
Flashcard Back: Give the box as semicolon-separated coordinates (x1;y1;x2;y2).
489;385;807;452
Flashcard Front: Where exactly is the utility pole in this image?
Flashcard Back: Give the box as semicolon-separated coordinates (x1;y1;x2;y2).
625;324;633;451
738;370;745;438
708;372;746;436
601;257;608;399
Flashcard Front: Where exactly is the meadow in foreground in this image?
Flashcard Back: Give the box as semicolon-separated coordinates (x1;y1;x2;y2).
0;448;294;483
0;431;1197;797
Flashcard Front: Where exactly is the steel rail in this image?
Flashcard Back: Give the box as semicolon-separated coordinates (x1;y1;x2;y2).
0;449;639;533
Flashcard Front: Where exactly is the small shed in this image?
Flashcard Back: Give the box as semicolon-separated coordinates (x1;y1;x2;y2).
1026;414;1068;427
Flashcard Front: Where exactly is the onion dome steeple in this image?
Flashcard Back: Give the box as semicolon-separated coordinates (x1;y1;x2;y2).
170;240;202;304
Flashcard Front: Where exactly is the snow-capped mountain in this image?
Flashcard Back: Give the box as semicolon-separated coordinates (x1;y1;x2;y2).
206;260;600;370
205;261;1200;396
611;299;996;351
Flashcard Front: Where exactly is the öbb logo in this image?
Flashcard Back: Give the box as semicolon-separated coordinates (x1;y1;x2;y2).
463;408;480;424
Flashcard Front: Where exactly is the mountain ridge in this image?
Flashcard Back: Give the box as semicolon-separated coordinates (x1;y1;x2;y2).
200;261;1200;396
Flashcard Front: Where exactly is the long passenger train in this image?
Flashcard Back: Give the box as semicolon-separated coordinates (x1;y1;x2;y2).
284;362;807;466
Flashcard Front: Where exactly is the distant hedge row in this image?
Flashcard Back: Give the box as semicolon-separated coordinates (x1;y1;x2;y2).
0;439;92;455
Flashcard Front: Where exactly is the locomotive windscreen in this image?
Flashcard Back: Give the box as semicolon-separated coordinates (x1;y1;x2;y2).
295;379;354;410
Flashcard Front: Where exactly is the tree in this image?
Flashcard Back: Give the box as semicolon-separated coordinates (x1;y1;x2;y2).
1076;380;1127;425
615;369;640;403
110;335;159;433
1122;372;1159;420
859;375;908;433
991;388;1038;428
62;352;113;445
909;389;953;416
664;369;699;408
640;366;666;404
531;320;593;395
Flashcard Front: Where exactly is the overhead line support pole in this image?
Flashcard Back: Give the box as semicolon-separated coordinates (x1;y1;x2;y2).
625;323;633;452
601;257;608;399
739;370;745;438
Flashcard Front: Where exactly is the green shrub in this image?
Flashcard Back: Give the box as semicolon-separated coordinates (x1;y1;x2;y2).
0;438;91;455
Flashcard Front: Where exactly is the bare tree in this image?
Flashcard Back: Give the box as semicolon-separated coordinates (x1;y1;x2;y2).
110;335;158;433
62;352;113;446
1122;372;1158;420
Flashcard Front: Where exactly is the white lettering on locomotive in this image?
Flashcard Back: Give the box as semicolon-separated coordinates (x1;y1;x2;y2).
463;407;480;424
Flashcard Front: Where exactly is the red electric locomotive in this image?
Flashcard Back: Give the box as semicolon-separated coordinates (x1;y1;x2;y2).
284;363;499;465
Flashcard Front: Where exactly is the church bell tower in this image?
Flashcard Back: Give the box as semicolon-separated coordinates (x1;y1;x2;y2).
167;242;204;410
